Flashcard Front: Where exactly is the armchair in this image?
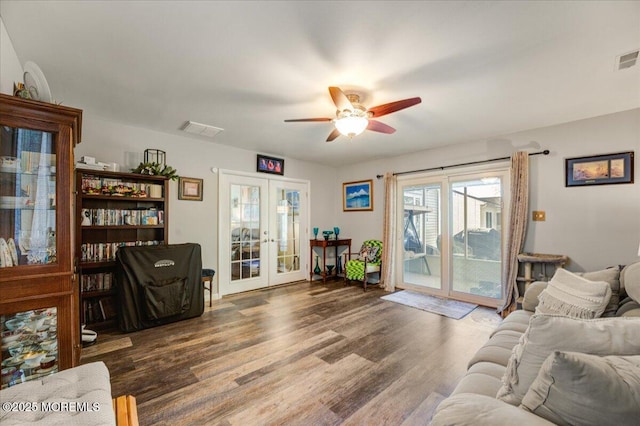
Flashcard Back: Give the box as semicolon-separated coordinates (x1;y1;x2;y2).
344;240;383;291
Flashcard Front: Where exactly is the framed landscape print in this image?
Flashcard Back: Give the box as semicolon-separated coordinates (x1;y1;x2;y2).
343;179;373;211
178;177;203;201
565;151;634;187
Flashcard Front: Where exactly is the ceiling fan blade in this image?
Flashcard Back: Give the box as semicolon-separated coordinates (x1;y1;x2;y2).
284;118;332;122
329;87;353;111
367;120;396;134
368;97;422;118
326;128;341;142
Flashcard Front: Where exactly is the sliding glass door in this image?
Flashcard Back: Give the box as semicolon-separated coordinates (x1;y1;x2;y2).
449;176;504;303
399;168;508;307
402;182;444;293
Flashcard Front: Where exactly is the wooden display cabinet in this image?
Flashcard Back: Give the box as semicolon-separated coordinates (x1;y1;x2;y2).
0;94;83;381
75;169;169;329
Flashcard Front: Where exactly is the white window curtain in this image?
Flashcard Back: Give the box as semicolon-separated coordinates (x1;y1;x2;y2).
382;172;397;291
498;151;529;316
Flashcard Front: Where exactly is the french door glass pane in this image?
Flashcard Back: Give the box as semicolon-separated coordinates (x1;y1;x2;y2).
403;183;442;290
230;184;261;281
275;188;301;273
450;177;503;299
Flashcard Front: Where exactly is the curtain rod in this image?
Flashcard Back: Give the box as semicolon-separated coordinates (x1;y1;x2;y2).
376;149;550;179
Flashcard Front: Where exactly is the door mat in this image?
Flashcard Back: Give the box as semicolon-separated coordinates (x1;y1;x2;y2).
381;290;477;319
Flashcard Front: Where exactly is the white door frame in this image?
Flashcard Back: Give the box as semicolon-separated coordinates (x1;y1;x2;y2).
218;169;310;296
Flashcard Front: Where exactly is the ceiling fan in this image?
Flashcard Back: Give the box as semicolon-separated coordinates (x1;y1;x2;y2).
284;87;422;142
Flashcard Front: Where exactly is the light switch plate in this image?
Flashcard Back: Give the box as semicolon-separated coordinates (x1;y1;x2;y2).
532;211;546;221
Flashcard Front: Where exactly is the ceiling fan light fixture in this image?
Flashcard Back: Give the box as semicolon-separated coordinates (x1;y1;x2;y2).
335;116;368;138
284;86;419;141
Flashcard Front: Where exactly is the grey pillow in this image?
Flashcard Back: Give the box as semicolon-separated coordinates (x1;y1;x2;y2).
621;261;640;304
496;314;640;406
577;266;621;316
521;351;640;426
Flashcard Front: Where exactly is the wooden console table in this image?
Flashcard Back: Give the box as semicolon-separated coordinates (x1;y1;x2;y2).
310;238;351;283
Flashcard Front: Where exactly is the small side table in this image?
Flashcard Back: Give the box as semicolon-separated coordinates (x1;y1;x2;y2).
202;269;216;307
310;238;352;283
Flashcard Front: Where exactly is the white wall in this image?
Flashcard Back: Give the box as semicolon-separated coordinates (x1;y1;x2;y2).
0;17;23;95
337;108;640;271
4;18;638;273
0;21;339;277
77;116;339;272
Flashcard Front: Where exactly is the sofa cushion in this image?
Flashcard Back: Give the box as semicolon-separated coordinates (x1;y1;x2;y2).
468;329;523;369
521;351;640;426
522;281;548;312
535;268;611;319
430;393;556;426
496;314;640;406
451;362;506;397
576;266;621;316
490;309;532;336
0;362;115;425
618;300;640;317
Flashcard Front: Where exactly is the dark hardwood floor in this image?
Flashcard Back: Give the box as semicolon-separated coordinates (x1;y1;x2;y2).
81;280;501;425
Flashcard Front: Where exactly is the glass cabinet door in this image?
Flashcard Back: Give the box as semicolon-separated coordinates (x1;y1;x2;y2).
0;127;57;267
1;307;59;388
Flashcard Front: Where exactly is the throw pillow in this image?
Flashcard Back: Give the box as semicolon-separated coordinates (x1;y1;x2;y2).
366;245;379;262
358;245;379;262
535;268;611;319
576;266;621;316
521;351;640;426
621;261;640;304
358;246;369;261
496;314;640;406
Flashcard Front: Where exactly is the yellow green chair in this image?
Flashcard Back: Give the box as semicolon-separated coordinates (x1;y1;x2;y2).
344;240;383;291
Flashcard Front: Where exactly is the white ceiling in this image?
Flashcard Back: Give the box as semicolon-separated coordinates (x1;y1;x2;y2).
2;1;639;166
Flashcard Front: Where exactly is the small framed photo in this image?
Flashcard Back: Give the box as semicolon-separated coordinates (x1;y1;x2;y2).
178;177;203;201
343;179;373;211
565;151;634;187
257;154;284;175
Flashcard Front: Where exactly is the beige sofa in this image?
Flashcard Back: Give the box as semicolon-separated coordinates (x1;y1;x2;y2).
430;262;640;425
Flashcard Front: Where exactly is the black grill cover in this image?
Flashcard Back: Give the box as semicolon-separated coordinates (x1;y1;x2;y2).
114;243;204;332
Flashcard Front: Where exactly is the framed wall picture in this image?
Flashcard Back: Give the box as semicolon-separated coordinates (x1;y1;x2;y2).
343;179;373;211
257;154;284;175
565;151;634;187
178;177;203;201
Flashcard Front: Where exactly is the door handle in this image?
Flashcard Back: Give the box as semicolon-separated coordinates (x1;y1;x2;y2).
263;239;268;243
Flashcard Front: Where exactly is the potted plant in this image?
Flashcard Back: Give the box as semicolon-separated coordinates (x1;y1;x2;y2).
131;162;179;181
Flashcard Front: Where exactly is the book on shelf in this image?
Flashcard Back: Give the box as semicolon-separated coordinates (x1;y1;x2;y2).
99;298;117;320
81;272;114;292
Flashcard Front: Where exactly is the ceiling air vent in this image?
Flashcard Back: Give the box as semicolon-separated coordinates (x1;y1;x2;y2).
616;50;639;70
181;121;224;139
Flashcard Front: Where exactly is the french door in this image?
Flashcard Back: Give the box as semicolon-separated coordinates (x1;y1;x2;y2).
218;172;309;295
398;168;509;307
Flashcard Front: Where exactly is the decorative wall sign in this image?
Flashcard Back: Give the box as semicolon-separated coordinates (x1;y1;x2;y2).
178;177;203;201
343;179;373;211
565;151;634;187
257;154;284;175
